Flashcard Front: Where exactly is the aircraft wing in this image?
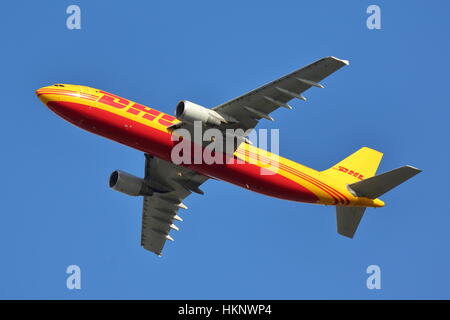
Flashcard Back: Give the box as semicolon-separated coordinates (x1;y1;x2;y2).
140;154;209;255
212;56;349;132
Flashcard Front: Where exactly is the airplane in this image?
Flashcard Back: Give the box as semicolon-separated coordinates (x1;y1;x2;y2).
36;56;421;256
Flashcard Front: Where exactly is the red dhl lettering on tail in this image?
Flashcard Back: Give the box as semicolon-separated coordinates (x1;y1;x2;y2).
334;166;364;180
98;91;177;126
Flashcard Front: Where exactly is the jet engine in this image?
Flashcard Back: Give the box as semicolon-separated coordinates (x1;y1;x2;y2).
175;100;226;126
109;170;154;196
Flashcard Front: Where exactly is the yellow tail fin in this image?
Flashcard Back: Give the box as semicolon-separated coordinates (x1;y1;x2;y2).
322;147;383;184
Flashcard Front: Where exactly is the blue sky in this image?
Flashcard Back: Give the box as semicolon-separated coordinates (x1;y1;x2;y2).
0;0;449;299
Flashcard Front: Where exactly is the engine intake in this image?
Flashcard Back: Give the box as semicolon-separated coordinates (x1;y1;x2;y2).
109;170;153;196
176;100;226;126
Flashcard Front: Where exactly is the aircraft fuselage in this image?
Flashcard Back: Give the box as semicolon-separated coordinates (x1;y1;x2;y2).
36;84;383;208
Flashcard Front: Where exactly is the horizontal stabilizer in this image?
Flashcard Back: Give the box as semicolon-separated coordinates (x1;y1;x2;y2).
336;206;366;238
349;165;421;199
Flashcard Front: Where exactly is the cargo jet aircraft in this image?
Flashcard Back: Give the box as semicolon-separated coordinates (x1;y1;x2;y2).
36;57;421;255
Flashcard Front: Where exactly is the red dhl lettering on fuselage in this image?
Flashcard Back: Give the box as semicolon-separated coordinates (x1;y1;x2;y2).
334;166;364;180
97;91;177;127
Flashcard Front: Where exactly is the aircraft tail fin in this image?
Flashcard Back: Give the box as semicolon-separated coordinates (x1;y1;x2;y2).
322;147;384;184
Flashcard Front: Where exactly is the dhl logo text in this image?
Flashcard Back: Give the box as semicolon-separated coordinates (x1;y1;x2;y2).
98;91;177;127
335;166;364;180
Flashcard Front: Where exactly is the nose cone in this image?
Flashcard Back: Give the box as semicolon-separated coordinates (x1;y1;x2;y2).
36;86;53;105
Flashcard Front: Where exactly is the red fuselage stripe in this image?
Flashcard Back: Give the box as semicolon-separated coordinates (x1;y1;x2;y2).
37;89;98;100
245;148;350;205
237;149;340;204
38;92;97;101
237;149;350;205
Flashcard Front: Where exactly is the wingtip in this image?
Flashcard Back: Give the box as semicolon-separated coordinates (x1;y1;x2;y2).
405;165;422;173
329;56;350;66
337;230;355;239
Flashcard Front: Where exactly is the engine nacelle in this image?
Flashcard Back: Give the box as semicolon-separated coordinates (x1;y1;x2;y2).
175;100;226;126
109;170;153;196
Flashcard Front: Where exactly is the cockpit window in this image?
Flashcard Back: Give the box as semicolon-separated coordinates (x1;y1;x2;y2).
54;84;65;87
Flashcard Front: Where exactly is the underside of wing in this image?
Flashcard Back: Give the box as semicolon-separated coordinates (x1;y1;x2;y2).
212;56;349;132
140;154;209;255
141;193;186;255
